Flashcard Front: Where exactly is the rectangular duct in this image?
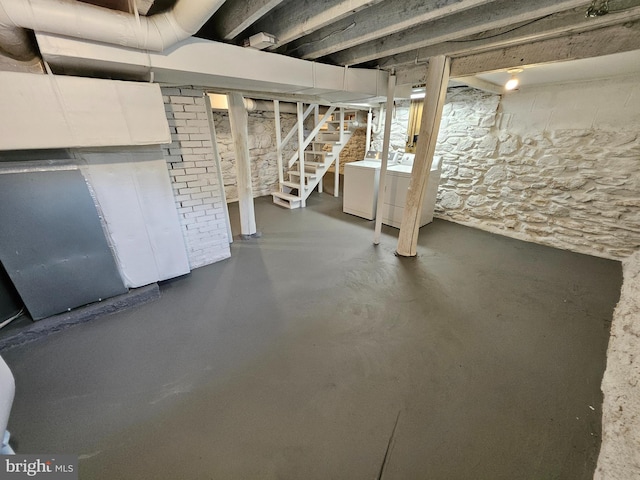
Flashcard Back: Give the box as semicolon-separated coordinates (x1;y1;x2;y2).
0;71;170;151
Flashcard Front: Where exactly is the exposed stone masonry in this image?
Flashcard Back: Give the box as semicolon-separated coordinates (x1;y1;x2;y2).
212;110;298;202
373;84;640;260
596;250;640;479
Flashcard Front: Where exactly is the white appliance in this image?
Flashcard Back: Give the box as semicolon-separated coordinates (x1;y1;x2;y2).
381;157;441;228
343;153;441;227
343;160;381;220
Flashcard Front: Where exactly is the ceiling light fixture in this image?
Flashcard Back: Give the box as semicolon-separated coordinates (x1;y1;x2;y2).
243;32;277;50
504;68;523;91
411;86;426;99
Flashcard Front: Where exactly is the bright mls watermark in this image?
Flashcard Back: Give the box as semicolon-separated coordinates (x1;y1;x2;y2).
0;455;77;479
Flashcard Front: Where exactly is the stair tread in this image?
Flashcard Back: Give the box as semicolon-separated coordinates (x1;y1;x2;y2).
281;180;310;189
272;197;298;209
303;161;327;166
288;171;318;178
305;150;333;155
272;191;302;201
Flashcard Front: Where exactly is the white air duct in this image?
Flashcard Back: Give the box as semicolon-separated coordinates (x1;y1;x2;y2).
0;0;225;52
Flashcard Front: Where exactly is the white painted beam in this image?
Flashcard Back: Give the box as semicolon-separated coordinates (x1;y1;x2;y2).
450;20;640;76
227;93;257;236
209;0;287;40
380;2;640;69
397;56;450;257
328;0;587;66
285;0;496;60
252;0;385;50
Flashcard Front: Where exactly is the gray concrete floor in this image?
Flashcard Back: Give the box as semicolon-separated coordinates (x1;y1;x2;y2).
1;190;622;479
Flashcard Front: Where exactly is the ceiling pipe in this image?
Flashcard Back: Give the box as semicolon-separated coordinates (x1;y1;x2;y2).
0;25;36;60
244;98;297;114
0;0;225;53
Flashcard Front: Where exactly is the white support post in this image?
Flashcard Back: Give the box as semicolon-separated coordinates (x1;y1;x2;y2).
227;92;257;236
273;100;284;187
365;108;373;153
335;107;345;197
205;93;233;243
315;104;322;193
397;55;450;256
339;107;345;146
373;73;396;245
297;102;306;208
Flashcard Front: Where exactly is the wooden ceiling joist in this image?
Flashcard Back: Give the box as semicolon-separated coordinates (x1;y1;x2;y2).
279;0;496;60
325;0;589;66
450;20;640;77
379;1;640;70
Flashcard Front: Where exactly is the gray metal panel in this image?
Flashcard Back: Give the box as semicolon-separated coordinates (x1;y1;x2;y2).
0;170;127;320
0;262;23;322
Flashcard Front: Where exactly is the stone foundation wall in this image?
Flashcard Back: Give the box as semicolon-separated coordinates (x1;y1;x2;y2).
327;128;367;174
596;249;640;479
370;100;410;154
213;110;298;201
372;79;640;259
339;128;367;166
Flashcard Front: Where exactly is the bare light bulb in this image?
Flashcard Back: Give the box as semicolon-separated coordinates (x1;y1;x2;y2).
505;77;519;91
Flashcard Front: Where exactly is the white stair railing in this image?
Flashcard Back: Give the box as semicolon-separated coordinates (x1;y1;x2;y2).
286;105;337;169
296;102;306;208
272;103;356;209
273;100;284;186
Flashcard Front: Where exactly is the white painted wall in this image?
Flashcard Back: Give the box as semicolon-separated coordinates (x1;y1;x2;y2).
500;74;640;134
79;147;191;287
372;76;640;259
162;86;231;268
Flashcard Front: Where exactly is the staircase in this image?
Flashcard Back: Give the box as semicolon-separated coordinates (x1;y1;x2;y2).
271;104;357;209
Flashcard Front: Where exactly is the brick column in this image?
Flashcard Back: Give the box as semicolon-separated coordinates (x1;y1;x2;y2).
162;87;231;268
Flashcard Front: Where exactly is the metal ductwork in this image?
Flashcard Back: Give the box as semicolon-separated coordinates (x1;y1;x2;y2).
0;0;225;54
244;99;297;114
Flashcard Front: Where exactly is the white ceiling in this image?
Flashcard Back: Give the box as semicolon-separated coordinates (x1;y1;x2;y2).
475;49;640;90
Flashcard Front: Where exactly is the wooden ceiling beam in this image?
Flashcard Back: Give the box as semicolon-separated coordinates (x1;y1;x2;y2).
248;0;386;50
206;0;287;41
326;0;588;66
450;20;640;76
280;0;497;60
378;1;640;69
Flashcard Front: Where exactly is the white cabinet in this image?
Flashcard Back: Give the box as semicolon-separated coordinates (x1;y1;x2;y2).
343;160;381;220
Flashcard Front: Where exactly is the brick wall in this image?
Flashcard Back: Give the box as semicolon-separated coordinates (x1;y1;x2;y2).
162;87;231;268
